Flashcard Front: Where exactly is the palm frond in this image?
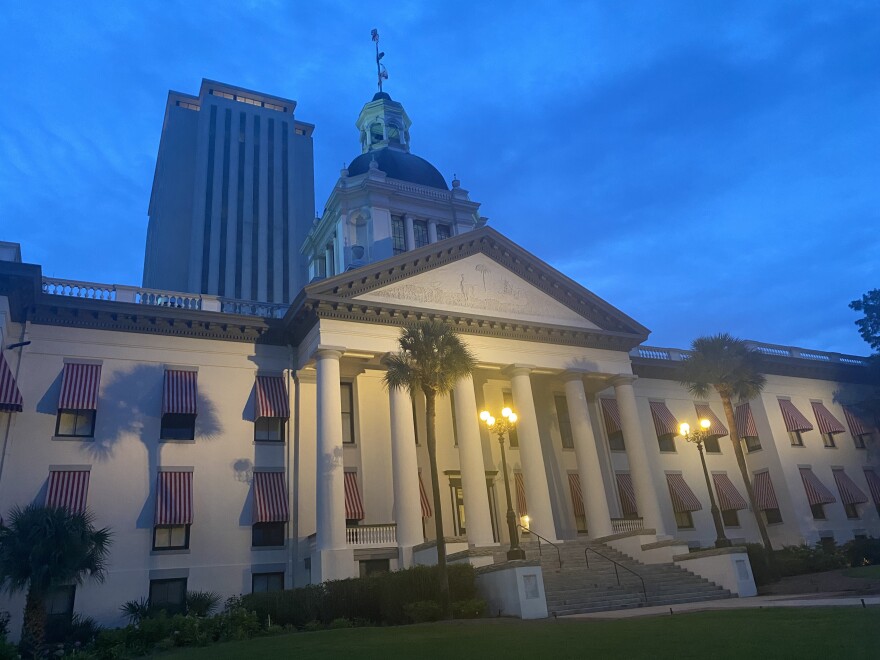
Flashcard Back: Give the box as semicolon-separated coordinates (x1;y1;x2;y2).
679;333;766;402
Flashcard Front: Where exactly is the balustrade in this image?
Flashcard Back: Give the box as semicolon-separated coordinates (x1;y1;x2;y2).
611;518;645;534
345;523;397;546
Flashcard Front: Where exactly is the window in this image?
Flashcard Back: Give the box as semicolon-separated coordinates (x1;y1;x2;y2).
844;503;860;520
252;572;284;593
359;559;390;577
658;434;676;452
674;510;694;529
574;512;588;534
413;220;429;248
313;256;326;279
44;585;75;643
810;503;826;520
149;578;187;615
326;243;335;277
161;413;196;441
554;395;574;449
255;417;285;442
821;433;836;448
252;521;285;547
703;435;721;453
608;431;625;451
819;536;836;553
763;508;783;524
153;524;190;551
436;224;452;241
391;216;406;254
854;433;870;449
450;483;466;535
743;436;762;452
450;391;459;447
789;431;804;447
341;382;355;444
387;123;400;143
503;391;518;448
55;410;95;438
721;509;740;527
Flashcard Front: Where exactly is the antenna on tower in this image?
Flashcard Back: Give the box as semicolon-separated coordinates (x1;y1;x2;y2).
371;28;389;93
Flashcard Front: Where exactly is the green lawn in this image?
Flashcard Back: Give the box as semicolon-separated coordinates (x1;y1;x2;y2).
843;565;880;579
164;608;879;660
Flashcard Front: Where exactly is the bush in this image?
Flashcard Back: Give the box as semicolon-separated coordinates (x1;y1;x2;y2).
773;542;847;577
841;537;880;567
328;617;353;629
403;601;443;623
452;598;486;619
186;590;222;617
745;543;777;586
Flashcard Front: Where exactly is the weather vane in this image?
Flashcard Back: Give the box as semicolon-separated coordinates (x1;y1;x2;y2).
371;28;389;93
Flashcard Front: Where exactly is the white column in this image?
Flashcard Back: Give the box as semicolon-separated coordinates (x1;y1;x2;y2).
453;375;495;546
427;219;438;244
508;365;558;542
563;373;613;538
315;346;353;579
612;375;667;536
389;386;424;567
404;215;415;250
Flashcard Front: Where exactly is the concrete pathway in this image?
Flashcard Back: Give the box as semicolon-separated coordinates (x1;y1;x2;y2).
562;593;880;619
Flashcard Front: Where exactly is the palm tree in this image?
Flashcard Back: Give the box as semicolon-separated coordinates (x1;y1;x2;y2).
0;504;112;656
679;333;774;553
383;320;476;618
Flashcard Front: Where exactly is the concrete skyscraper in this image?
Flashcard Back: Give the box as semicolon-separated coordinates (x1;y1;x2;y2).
144;80;315;304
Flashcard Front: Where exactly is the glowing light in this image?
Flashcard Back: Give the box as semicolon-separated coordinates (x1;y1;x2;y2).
502;407;512;418
480;410;490;421
679;422;690;436
521;515;530;529
700;418;711;429
487;416;496;427
508;413;517;423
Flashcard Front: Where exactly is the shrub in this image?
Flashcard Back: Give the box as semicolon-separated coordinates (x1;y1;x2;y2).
403;600;443;623
120;597;155;625
841;537;880;567
186;590;222;617
452;598;486;619
745;543;777;586
773;542;847;577
328;617;353;629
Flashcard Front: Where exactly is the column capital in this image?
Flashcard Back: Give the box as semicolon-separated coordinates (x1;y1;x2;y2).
610;374;638;387
295;368;317;384
561;370;589;383
314;345;346;361
503;364;536;378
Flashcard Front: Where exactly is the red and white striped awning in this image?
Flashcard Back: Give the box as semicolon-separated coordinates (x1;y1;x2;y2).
864;469;880;505
163;370;198;415
799;467;836;506
778;399;814;433
155;471;194;525
843;406;872;437
712;473;748;511
418;472;432;518
833;469;868;505
600;398;622;435
694;403;728;437
344;471;365;521
735;403;759;438
568;473;585;517
616;472;638;517
666;473;703;513
753;471;779;510
253;471;289;523
810;402;845;435
649;401;679;437
255;375;289;419
46;470;90;514
514;472;528;517
58;363;102;410
0;354;23;412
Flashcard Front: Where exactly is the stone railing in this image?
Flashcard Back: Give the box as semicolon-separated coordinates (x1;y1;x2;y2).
611;518;645;534
219;298;288;319
631;342;868;367
346;523;397;547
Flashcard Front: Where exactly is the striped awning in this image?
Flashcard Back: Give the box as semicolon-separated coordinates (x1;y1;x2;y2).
864;469;880;505
666;473;703;513
163;370;198;415
255;375;289;419
568;473;585;517
843;406;872;437
694;403;728;436
735;403;759;438
418;472;432;518
649;401;679;437
712;473;748;511
46;470;90;514
514;472;528;517
253;471;289;523
58;363;102;410
155;471;194;525
600;398;622;435
753;471;779;510
833;469;868;506
811;402;845;435
0;354;23;412
344;471;365;520
778;399;814;433
799;467;836;506
616;473;638;516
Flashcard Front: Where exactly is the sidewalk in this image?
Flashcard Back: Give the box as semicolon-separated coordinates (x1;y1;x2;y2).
563;593;880;619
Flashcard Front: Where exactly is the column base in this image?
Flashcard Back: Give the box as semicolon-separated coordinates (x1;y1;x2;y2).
398;545;415;569
313;547;356;582
506;547;527;561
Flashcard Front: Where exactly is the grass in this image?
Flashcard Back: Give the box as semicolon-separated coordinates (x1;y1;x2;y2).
164;608;880;659
843;565;880;579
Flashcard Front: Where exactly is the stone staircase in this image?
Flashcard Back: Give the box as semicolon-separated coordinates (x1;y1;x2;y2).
494;537;733;615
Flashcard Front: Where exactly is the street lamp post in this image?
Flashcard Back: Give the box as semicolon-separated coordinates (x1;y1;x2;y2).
480;407;526;561
679;419;732;549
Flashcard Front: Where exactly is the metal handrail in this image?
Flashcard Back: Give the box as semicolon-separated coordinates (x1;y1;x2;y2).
517;525;562;569
584;547;647;603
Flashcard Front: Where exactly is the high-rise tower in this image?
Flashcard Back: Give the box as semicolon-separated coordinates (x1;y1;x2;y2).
144;80;315;303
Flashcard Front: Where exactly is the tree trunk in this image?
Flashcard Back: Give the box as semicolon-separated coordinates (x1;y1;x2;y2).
424;390;452;619
21;585;47;659
718;390;774;556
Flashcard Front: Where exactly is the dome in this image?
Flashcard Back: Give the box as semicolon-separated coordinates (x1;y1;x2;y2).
347;148;448;190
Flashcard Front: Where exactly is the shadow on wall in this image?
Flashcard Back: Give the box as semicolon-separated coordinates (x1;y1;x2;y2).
834;375;880;466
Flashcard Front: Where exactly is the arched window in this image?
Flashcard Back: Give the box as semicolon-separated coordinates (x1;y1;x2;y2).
370;122;384;144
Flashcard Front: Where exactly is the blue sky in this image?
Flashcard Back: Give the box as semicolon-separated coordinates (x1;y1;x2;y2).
1;1;877;355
